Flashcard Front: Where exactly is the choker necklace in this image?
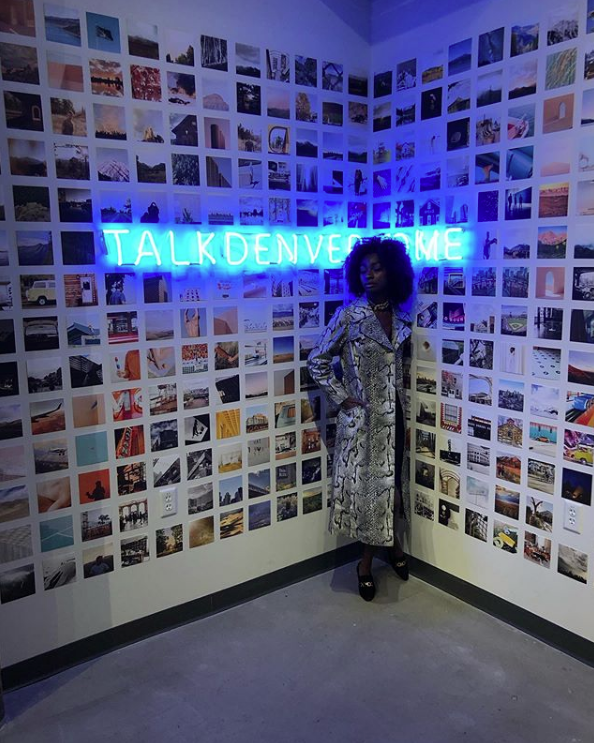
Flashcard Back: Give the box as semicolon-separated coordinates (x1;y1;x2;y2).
369;299;391;312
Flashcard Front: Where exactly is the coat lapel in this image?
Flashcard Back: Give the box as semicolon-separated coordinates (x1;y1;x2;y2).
360;316;393;350
354;298;411;351
392;312;412;349
353;298;393;350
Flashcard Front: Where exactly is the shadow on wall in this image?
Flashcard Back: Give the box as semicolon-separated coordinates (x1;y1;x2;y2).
371;0;489;43
319;0;373;43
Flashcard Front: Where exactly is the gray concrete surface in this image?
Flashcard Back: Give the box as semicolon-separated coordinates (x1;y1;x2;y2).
2;561;593;743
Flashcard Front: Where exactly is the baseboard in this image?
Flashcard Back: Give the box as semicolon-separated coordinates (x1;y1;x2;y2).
409;556;594;668
1;542;359;691
3;546;592;691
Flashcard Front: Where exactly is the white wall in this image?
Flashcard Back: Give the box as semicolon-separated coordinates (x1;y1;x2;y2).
0;0;371;666
2;0;593;672
372;0;594;640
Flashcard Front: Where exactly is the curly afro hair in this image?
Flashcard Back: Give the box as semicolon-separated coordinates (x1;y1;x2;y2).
344;237;414;306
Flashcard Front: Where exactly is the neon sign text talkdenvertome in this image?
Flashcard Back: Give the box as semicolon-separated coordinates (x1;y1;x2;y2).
101;227;466;269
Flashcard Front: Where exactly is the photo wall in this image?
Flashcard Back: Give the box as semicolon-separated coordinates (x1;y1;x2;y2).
372;0;594;639
0;0;371;666
3;0;593;669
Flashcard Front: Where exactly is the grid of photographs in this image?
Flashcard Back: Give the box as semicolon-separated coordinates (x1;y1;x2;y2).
381;3;594;587
0;0;592;640
0;0;371;610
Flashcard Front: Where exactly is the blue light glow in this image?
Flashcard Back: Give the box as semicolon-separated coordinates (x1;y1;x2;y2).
390;227;466;263
100;226;469;271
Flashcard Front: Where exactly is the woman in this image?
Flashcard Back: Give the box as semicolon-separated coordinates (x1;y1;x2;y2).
308;237;414;601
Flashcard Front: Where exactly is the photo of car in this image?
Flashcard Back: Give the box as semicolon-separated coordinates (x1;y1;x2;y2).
563;430;594;467
565;446;593;466
25;279;56;306
23;318;59;351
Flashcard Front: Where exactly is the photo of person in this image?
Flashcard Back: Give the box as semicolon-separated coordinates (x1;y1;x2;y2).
181;308;206;338
83;544;114;578
75;465;109;504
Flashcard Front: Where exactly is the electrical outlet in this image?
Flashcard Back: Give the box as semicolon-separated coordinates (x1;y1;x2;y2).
563;500;583;534
160;487;177;518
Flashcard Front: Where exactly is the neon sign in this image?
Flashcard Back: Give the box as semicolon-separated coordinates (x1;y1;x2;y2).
100;227;467;270
394;228;465;263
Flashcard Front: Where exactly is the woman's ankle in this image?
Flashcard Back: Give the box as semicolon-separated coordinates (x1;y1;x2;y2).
358;559;373;575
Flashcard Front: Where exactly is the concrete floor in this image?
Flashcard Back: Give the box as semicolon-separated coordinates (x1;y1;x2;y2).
2;561;593;743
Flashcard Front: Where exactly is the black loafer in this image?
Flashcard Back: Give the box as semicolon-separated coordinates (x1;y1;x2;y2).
393;555;409;581
356;562;376;601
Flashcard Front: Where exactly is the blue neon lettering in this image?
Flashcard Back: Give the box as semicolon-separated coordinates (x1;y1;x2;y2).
101;228;468;269
196;232;216;265
415;230;439;262
168;230;190;266
347;234;362;252
135;230;162;266
276;233;297;264
224;232;249;266
444;228;463;261
303;234;324;264
327;234;342;264
254;233;272;265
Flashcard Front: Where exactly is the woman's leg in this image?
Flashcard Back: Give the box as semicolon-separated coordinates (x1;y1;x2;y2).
391;489;406;560
359;542;376;574
391;488;409;580
393;539;405;559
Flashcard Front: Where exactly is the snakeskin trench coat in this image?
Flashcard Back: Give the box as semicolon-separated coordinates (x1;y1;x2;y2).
308;297;411;547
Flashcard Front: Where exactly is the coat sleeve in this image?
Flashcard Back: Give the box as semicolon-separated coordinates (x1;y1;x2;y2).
307;306;349;407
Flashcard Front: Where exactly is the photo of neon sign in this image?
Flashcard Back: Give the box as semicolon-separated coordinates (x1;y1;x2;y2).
101;227;467;270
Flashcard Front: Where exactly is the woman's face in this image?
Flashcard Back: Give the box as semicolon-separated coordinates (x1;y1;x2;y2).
360;252;388;294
